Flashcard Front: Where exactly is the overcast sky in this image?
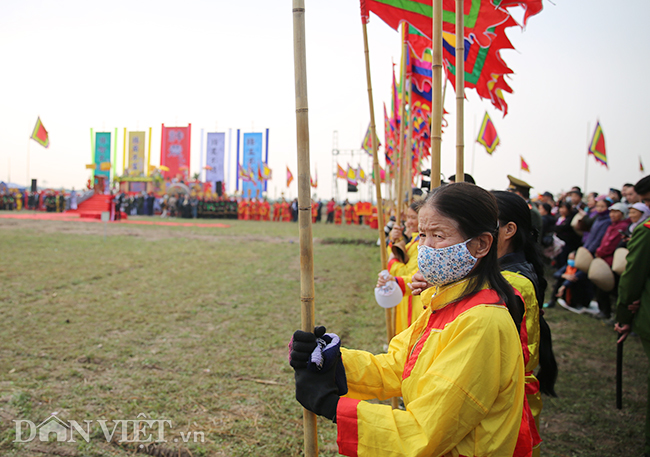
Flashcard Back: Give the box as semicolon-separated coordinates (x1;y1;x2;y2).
0;0;648;200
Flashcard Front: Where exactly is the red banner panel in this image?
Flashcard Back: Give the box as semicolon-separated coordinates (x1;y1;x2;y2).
160;124;191;180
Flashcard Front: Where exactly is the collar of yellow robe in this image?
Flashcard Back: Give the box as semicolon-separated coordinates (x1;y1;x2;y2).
420;277;490;312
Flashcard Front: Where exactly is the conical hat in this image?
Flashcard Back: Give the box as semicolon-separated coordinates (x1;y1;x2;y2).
588;258;615;292
391;239;410;264
612;248;629;276
575;247;593;273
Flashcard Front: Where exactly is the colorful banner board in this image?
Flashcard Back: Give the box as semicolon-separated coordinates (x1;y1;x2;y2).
128;131;146;175
94;132;111;178
160;124;191;180
242;132;263;198
205;132;225;186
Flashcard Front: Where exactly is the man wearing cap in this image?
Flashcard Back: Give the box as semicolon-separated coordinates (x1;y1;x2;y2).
615;175;650;457
568;187;588;212
507;175;543;243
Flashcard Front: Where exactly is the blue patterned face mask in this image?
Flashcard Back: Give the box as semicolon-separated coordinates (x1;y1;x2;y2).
417;239;478;287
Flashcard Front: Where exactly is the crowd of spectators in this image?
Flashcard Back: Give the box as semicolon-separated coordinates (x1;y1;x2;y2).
537;181;650;323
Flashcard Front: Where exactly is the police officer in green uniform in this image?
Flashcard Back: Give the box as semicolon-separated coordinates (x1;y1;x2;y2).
615;175;650;457
507;174;543;244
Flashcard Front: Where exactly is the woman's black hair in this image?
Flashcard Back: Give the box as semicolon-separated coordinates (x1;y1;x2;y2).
492;190;558;397
493;191;547;304
424;183;522;328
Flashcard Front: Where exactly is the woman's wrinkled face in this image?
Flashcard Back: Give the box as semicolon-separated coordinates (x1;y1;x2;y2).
610;210;623;223
629;207;642;223
405;208;419;234
418;206;465;250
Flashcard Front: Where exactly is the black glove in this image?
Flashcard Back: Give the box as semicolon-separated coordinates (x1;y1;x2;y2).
290;326;341;422
289;326;325;369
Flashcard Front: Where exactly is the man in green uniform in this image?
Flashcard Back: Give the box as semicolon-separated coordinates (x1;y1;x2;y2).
615;175;650;457
507;174;543;243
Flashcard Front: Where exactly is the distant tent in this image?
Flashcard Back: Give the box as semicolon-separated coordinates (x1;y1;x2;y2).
0;182;27;192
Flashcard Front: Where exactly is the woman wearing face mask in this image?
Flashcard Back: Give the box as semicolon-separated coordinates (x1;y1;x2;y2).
290;183;532;457
493;191;558;457
377;200;425;334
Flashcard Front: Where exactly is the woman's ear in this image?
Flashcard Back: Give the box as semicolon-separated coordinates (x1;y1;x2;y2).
471;232;493;259
503;221;517;242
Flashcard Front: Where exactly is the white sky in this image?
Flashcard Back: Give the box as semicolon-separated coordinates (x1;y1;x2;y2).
0;0;648;200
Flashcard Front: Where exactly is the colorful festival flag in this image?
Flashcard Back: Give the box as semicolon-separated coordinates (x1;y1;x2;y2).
641;157;645;172
588;122;607;168
238;163;252;182
337;163;347;179
357;166;367;183
261;162;272;180
347;164;358;186
30;117;49;148
364;0;525;48
477;112;500;154
310;170;318;188
286;166;294;187
361;123;381;155
520;156;530;173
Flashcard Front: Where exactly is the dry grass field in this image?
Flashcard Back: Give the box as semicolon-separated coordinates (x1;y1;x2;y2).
0;215;647;456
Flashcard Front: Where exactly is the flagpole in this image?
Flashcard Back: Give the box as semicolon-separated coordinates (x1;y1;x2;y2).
26;138;30;187
147;127;152;178
584;122;590;192
455;0;464;183
113;128;118;188
90;128;95;182
200;128;205;182
406;79;414;206
396;29;408;226
292;0;318;455
431;0;443;189
362;12;396;406
122;128;127;176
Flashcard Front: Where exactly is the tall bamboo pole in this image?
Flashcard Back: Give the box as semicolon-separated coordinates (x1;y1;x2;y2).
455;0;465;183
291;1;317;455
431;1;443;189
362;17;399;410
396;35;408;225
406;80;414;205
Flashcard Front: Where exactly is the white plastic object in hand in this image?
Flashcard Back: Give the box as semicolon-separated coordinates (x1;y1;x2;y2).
374;270;403;309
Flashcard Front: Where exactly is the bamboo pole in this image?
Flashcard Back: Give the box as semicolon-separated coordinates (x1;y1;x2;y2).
362;17;399;409
431;1;443;189
291;1;318;455
406;80;414;206
455;0;465;183
396;35;408;225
